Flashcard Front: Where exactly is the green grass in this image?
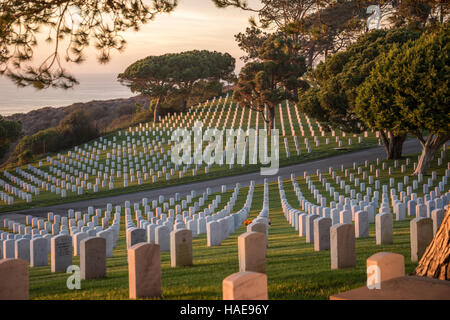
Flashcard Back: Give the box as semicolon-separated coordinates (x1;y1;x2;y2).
20;147;449;300
24;182;417;300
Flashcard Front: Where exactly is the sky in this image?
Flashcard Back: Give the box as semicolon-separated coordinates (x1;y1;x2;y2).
33;0;261;77
0;1;265;116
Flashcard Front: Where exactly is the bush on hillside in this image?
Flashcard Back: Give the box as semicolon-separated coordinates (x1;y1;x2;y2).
0;116;22;159
12;109;99;165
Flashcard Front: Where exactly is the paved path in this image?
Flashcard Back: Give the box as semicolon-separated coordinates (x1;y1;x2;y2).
2;139;423;219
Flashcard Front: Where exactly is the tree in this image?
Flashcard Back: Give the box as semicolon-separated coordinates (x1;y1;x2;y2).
0;116;21;158
186;79;224;106
215;0;339;67
356;22;449;174
298;27;422;159
58;109;99;146
233;35;308;135
12;109;99;164
0;0;177;89
215;1;449;67
234;26;271;62
118;50;235;123
390;0;449;27
414;207;450;280
14;128;59;158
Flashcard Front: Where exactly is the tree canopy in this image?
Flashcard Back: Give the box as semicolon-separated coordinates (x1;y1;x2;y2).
118;50;236;122
215;1;448;67
233;34;308;134
0;0;177;89
356;22;449;174
297;27;422;159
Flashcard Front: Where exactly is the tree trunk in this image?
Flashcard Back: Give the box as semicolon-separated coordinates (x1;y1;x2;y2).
414;208;450;280
413;133;450;175
379;131;406;160
268;106;275;136
153;97;161;123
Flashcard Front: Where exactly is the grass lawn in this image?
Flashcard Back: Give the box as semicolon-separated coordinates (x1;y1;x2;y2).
24;150;449;300
25;182;418;300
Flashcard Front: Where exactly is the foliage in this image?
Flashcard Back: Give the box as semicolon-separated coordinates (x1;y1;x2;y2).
356;22;449;173
298;27;422;133
58;109;99;146
0;0;177;89
15;128;60;157
233;34;308;132
13;109;99;163
234;26;271;62
118;50;235;122
390;0;449;27
215;0;449;67
18;149;33;165
186;79;224;106
0;115;21;158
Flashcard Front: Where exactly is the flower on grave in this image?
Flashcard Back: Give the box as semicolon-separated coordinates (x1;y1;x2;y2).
243;219;253;226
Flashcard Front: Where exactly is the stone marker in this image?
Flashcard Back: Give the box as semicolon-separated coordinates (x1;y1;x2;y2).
30;237;48;267
170;229;193;267
238;232;266;273
330;223;356;269
3;239;14;259
146;224;157;244
15;238;30;262
128;243;161;299
339;210;352;225
207;221;221;246
306;214;320;243
222;271;268;300
155;225;170;252
367;252;405;288
314;217;331;251
0;259;29;300
395;202;406;221
51;234;72;272
247;222;268;247
330;275;450;300
80;237;106;279
355;211;369;238
298;213;307;237
127;228;146;248
376;213;393;245
97;230;114;257
431;208;445;235
73;232;88;256
410;217;433;262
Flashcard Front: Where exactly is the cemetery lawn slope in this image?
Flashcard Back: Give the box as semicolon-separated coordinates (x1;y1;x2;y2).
23;148;448;300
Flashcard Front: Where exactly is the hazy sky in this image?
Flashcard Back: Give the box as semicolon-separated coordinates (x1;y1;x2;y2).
34;1;261;77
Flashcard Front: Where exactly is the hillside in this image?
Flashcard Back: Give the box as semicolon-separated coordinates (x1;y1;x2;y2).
5;95;149;136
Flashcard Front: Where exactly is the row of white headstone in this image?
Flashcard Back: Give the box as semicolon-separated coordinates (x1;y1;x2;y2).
279;164;448;245
0;182;246;263
0;92;374;205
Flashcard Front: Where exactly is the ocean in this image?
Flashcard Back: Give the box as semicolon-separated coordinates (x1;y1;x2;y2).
0;73;133;116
